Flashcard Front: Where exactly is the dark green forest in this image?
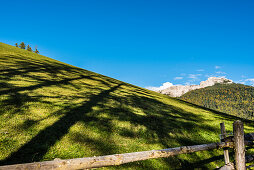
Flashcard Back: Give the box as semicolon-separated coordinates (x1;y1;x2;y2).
180;83;254;120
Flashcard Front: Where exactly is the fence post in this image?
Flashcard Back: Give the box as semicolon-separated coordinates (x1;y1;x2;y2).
220;122;230;165
233;120;245;170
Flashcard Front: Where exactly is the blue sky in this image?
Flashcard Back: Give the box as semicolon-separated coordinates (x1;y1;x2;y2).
1;0;254;88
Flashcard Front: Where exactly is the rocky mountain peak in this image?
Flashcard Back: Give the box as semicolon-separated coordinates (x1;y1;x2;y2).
157;77;233;97
200;77;233;87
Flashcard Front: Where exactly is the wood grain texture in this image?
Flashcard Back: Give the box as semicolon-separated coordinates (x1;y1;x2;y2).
233;120;246;170
220;122;230;165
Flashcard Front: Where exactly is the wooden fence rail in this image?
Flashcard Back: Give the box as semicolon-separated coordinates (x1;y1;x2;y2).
0;120;253;170
0;142;233;170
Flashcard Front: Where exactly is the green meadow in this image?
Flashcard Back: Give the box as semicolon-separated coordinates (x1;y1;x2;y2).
0;42;254;169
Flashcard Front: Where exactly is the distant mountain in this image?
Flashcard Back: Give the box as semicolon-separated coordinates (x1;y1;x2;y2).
180;83;254;119
157;77;233;97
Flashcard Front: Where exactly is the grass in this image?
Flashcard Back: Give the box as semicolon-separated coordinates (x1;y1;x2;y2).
0;42;254;169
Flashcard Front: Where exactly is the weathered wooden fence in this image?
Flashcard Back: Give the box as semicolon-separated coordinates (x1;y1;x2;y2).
0;120;253;170
218;120;254;170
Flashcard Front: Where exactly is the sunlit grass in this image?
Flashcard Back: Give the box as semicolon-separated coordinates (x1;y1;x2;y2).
0;42;254;169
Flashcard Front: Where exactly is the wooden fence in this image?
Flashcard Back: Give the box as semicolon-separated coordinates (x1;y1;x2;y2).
0;120;253;170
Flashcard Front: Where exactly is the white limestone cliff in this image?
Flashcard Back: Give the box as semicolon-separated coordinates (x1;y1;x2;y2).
157;77;233;97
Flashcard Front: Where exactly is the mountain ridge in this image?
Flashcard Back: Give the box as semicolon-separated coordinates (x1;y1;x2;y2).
180;83;254;119
157;77;233;97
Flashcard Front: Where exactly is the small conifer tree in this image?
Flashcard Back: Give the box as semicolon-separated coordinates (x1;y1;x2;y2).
27;45;32;52
34;48;39;54
19;42;26;49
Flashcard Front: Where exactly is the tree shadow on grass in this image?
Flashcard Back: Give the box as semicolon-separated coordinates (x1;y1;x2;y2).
78;91;227;168
0;84;122;165
0;79;226;169
0;54;249;169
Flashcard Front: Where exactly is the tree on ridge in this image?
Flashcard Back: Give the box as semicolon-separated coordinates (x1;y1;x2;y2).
19;42;26;49
34;48;39;54
27;45;32;52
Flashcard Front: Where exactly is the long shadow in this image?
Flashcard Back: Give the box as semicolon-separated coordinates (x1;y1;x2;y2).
0;84;122;165
177;154;225;170
175;151;234;170
99;92;229;168
0;55;116;91
0;75;92;96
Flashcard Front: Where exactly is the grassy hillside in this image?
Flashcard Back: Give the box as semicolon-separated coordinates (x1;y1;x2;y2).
180;83;254;120
0;42;254;169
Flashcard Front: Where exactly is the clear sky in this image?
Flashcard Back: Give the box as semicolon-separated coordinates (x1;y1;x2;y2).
1;0;254;88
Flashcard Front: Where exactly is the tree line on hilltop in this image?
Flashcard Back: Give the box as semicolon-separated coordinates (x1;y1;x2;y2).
15;42;39;54
180;83;254;120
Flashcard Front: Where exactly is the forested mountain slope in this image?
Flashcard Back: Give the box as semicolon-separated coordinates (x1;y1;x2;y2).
0;42;254;169
180;83;254;120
